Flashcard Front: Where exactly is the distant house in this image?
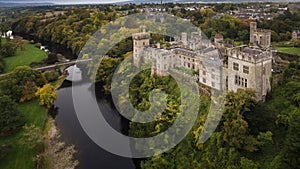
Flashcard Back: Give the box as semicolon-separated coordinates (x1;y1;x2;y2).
1;30;14;39
40;46;49;52
288;3;300;11
292;30;300;39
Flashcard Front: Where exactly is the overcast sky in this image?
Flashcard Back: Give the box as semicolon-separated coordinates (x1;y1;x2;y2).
0;0;131;4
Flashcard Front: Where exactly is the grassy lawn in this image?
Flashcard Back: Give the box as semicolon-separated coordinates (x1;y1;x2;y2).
0;100;47;169
2;39;47;72
277;47;300;56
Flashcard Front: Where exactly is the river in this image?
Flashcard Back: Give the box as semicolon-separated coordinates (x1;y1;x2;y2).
53;79;137;169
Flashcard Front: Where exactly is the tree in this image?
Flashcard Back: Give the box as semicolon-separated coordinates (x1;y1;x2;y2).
0;143;11;160
240;157;259;169
284;108;300;168
43;71;60;82
45;53;58;64
0;66;46;101
0;95;26;136
0;57;5;73
20;81;38;103
35;84;57;109
0;42;16;57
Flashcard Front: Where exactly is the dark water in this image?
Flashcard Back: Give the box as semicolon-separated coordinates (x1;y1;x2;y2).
53;80;137;169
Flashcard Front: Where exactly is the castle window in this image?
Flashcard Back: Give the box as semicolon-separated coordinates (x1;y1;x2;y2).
243;66;249;74
235;75;238;85
135;42;137;45
233;62;239;71
212;82;215;87
241;78;244;86
235;75;248;88
143;42;145;45
212;68;215;72
211;74;215;79
203;71;206;75
203;78;206;83
226;76;228;91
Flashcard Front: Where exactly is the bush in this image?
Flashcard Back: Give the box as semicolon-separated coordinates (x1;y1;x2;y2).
0;42;16;57
0;95;26;136
0;66;46;101
0;58;5;73
43;71;60;82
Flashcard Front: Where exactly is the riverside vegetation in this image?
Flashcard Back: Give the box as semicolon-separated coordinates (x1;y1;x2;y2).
0;39;78;169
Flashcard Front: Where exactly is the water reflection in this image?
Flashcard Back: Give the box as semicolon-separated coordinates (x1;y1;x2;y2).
54;81;136;169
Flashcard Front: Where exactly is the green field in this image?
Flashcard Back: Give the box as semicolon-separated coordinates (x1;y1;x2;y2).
277;47;300;56
0;100;47;169
2;39;47;72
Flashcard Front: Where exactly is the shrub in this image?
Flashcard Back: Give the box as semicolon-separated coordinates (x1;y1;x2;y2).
43;71;60;82
0;95;26;136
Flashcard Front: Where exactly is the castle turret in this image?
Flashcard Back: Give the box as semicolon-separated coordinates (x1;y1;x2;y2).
132;28;150;67
250;22;257;45
249;22;271;48
181;32;188;46
214;32;224;48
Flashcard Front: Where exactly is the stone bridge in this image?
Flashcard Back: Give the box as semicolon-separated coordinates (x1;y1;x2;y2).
0;58;92;78
35;58;93;73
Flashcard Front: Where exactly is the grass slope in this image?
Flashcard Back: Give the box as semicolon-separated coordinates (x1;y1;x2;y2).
0;100;47;169
277;47;300;56
3;39;47;72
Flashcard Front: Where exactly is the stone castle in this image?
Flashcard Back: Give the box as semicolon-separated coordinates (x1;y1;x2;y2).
132;22;272;101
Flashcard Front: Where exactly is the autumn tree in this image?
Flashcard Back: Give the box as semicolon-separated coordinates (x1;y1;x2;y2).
35;84;57;109
20;81;37;103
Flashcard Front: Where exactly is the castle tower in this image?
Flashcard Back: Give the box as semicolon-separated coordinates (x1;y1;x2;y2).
249;22;271;48
181;32;188;46
214;32;224;48
132;28;150;67
226;46;272;101
249;22;257;45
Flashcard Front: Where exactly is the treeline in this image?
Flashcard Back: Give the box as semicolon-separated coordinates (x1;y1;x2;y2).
200;9;300;43
11;5;300;59
0;66;60;161
259;10;300;42
12;7;121;56
0;37;23;73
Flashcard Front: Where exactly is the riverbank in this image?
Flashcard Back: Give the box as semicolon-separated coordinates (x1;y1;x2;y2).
0;99;47;169
0;75;68;169
28;75;79;169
